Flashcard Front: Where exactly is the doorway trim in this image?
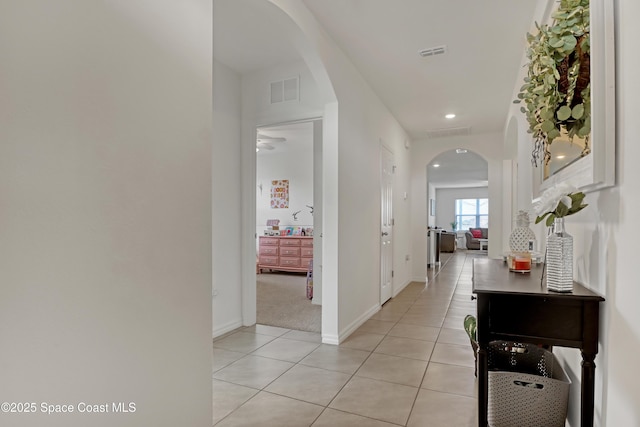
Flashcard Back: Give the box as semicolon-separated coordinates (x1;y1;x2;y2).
247;117;323;332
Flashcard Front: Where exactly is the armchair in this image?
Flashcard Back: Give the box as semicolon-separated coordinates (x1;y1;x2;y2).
440;232;456;252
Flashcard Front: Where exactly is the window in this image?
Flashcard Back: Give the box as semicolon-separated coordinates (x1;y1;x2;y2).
454;198;488;231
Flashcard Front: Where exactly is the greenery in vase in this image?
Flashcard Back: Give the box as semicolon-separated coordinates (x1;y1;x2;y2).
533;184;588;226
514;0;591;166
450;221;457;231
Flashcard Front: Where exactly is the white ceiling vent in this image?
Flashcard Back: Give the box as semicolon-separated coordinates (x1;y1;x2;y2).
419;45;447;58
270;76;299;104
425;126;471;139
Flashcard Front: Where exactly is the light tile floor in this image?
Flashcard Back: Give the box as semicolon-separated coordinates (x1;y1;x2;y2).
213;251;479;426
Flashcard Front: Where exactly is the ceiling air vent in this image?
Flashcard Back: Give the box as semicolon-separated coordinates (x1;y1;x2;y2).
419;45;447;58
425;126;471;139
270;76;299;104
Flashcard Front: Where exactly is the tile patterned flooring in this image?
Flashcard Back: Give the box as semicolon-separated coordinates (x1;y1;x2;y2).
213;251;479;426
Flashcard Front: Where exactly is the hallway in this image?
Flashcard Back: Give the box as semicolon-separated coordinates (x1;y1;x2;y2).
213;251;479;426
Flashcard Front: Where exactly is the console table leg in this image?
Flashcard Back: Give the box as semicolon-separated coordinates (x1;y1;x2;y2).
477;347;488;427
581;352;596;427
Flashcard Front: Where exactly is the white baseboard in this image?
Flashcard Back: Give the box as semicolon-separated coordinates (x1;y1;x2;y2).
393;279;412;297
213;319;243;339
412;276;428;283
334;303;381;344
321;333;339;345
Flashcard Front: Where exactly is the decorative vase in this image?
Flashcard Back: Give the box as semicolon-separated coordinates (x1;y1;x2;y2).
509;211;536;253
546;217;573;292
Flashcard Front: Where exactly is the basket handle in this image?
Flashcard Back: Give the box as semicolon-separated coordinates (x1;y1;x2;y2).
499;344;529;354
513;380;544;389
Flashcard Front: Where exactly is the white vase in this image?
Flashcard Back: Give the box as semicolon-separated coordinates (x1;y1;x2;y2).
546;217;573;292
509;211;536;253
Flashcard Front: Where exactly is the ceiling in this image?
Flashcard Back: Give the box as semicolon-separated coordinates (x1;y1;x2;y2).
428;150;488;188
214;0;541;186
256;122;314;156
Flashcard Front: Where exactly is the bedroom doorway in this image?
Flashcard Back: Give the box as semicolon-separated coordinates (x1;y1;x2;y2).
255;119;322;333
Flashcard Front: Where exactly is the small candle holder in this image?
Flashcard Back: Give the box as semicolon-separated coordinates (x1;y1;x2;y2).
507;252;532;273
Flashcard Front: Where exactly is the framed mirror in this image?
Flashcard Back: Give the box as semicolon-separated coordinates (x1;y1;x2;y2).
532;0;615;201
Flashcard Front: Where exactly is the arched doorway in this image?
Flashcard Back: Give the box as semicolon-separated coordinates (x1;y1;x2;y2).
427;149;489;250
213;0;339;341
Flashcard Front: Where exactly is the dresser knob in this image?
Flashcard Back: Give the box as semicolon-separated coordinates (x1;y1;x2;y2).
471;296;477;301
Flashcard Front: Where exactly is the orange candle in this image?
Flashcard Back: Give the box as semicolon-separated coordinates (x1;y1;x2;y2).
514;258;531;270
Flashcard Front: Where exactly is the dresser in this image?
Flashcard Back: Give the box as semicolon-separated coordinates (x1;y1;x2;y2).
258;236;313;273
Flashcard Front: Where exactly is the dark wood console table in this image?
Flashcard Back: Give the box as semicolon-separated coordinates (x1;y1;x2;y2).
472;258;604;427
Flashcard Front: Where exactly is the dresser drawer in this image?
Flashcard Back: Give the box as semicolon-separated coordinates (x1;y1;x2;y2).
280;247;300;257
300;238;313;247
279;257;300;267
300;257;312;270
301;247;313;257
259;255;278;266
260;237;279;246
279;238;301;247
259;246;278;256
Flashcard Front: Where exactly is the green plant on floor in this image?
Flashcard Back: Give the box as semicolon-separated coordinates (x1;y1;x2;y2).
464;314;478;377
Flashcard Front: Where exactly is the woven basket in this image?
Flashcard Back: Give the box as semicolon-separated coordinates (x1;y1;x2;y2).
488;341;570;427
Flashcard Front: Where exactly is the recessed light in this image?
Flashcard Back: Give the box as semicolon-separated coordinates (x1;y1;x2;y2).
445;114;456;119
556;154;566;159
456;148;468;154
432;164;440;168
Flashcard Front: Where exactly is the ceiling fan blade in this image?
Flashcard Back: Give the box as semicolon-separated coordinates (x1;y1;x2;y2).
256;133;286;143
256;142;275;150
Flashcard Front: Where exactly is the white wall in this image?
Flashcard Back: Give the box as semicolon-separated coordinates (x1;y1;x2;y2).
427;181;437;228
332;94;414;341
0;1;212;426
599;2;640;422
213;59;243;337
242;60;326;127
435;187;489;230
506;1;640;424
411;133;506;280
256;149;314;236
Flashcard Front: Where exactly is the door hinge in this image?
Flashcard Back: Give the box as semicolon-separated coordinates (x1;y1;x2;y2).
392;218;395;226
391;270;394;278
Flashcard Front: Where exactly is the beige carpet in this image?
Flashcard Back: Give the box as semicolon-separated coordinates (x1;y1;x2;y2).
256;272;322;333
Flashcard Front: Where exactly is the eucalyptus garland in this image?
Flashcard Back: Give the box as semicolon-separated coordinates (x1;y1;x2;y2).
514;0;591;166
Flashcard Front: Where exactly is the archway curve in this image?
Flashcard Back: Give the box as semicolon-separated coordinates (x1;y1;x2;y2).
425;148;489;231
238;0;341;343
410;139;505;282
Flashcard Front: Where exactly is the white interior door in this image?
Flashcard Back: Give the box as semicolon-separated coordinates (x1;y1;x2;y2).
380;145;394;304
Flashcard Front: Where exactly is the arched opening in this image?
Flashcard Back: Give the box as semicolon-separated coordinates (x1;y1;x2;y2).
213;0;339;341
426;149;489;252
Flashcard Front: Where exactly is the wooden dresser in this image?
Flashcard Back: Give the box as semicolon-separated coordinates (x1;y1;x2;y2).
258;236;313;273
